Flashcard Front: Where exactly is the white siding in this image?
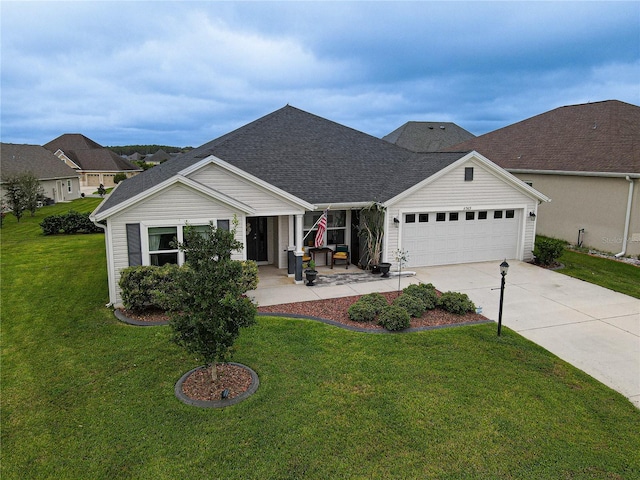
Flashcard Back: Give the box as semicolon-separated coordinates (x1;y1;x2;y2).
385;159;539;266
189;164;303;215
108;183;246;306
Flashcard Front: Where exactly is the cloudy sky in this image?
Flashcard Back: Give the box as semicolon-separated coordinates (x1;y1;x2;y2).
1;1;639;148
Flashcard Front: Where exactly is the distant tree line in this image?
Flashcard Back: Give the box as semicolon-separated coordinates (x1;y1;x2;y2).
108;145;193;156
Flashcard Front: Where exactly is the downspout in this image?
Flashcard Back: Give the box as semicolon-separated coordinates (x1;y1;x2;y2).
90;216;114;307
615;176;634;257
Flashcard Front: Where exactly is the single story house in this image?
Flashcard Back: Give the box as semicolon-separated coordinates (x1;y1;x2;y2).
383;121;475;152
91;106;549;308
446;100;640;257
44;134;142;189
1;143;81;203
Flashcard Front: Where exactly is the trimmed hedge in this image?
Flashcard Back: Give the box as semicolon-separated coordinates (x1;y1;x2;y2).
438;291;476;315
533;237;566;266
403;283;438;310
118;264;181;312
393;294;426;317
347;302;378;323
378;305;410;331
40;211;103;235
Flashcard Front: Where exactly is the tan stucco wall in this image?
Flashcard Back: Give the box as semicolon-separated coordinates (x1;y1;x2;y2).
512;173;640;257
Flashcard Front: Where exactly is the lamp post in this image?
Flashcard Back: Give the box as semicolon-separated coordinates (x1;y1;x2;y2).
497;260;509;336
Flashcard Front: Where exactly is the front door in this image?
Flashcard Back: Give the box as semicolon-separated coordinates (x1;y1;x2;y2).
246;217;268;262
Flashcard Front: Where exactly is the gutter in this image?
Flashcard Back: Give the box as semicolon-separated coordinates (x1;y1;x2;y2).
507;169;640;179
615;176;635;258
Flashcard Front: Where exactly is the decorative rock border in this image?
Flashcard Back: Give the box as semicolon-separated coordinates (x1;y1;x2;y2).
114;309;169;326
174;363;259;408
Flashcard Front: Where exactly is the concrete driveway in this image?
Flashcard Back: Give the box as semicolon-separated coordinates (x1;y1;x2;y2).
250;261;640;408
407;261;640;408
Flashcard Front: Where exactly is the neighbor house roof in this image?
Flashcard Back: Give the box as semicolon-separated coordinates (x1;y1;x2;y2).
383;121;475;152
446;100;640;174
96;106;471;215
145;149;171;163
1;143;80;180
44;134;141;172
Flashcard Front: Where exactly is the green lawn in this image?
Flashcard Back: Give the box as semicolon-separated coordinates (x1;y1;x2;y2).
2;200;640;479
557;249;640;299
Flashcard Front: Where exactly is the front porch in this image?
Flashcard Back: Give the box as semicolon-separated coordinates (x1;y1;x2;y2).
249;264;410;307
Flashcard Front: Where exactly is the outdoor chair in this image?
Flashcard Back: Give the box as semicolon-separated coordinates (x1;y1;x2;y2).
331;244;350;269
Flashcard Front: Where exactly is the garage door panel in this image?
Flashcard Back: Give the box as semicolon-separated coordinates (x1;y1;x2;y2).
402;210;520;267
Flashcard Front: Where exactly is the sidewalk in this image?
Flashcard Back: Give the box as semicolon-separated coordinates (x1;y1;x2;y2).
249;261;640;408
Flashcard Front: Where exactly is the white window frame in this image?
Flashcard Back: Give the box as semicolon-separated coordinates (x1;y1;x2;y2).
141;218;231;266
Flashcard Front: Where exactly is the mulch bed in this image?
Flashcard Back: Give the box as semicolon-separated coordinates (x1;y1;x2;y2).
257;291;487;330
181;363;253;401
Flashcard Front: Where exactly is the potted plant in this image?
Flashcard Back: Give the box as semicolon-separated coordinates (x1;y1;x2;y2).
305;260;318;286
358;202;386;272
378;262;392;277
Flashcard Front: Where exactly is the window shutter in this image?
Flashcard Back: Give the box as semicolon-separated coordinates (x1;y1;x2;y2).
126;224;142;266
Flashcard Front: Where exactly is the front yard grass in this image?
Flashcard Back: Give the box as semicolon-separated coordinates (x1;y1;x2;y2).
557;249;640;299
2;200;640;479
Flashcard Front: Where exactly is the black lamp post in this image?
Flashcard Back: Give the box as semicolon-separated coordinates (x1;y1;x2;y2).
497;260;509;336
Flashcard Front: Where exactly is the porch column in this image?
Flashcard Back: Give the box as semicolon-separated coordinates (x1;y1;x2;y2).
294;214;304;283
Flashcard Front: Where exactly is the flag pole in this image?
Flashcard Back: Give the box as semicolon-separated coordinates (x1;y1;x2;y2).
302;206;331;243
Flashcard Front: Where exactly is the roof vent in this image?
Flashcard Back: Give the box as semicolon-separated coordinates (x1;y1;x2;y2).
440;126;445;130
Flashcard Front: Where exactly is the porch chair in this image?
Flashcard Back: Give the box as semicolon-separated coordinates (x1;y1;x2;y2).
302;251;312;269
331;244;350;269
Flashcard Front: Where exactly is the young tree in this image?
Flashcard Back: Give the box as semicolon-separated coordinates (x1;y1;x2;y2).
20;172;44;217
168;221;258;381
2;174;27;222
97;184;107;197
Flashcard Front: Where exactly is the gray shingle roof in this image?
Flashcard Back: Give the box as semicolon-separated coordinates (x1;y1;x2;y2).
44;134;141;172
1;143;80;180
446;100;640;174
383;121;475;152
96;106;468;215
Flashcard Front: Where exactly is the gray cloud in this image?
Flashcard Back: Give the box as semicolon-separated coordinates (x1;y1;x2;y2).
1;1;638;147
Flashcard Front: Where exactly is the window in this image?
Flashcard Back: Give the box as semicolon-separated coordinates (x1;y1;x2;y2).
304;210;346;246
505;210;515;219
494;210;503;219
465;167;474;181
436;213;446;222
419;214;429;223
217;219;230;231
405;214;416;223
149;227;178;266
478;211;488;220
449;212;459;221
466;212;475;220
67;180;72;193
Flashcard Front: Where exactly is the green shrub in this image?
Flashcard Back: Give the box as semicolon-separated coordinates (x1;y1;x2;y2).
438;291;476;315
347;302;378;323
393;293;426;317
40;211;102;235
533;237;566;266
113;173;128;184
403;283;438;310
357;292;389;313
118;264;181;312
378;305;411;331
240;260;259;291
39;214;65;235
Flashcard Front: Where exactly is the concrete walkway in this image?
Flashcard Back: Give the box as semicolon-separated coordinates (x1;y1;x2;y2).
249;261;640;408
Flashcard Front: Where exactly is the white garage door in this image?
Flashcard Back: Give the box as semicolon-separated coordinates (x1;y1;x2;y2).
401;209;521;267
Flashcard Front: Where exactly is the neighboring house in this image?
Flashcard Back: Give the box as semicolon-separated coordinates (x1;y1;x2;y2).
447;100;640;257
144;149;172;165
1;143;81;203
383;121;475;152
91;106;548;307
44;134;142;188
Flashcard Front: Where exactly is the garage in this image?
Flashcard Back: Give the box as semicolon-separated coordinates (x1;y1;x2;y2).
401;208;522;267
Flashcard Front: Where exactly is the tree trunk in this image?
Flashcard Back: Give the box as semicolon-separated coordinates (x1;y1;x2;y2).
209;363;218;382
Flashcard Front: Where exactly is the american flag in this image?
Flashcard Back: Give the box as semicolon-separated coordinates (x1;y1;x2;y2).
314;210;327;248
